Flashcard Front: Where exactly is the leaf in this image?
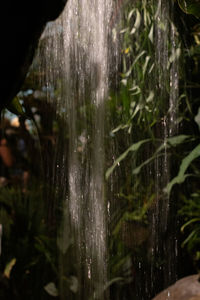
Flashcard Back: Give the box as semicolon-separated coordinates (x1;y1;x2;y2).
6;97;25;116
133;135;192;175
165;174;190;195
148;25;154;43
182;229;199;247
130;10;141;35
104;277;124;290
124;51;146;78
146;91;154;103
165;143;200;194
111;123;129;134
120;27;129;34
44;282;59;297
128;9;135;21
129;85;141;94
181;218;200;232
194;107;200;131
4;258;16;278
106;139;150;179
57;235;72;255
132;155;157;175
167;47;181;69
142;56;151;76
68;276;78;293
178;0;200;18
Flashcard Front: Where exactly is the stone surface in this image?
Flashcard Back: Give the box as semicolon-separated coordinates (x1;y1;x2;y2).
0;0;68;110
152;275;200;300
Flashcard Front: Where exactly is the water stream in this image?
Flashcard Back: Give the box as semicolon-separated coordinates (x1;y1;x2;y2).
37;0;182;299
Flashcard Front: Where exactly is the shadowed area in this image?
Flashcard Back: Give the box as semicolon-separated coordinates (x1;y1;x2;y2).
0;0;68;110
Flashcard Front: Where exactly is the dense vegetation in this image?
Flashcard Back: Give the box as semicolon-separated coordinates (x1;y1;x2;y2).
0;0;200;299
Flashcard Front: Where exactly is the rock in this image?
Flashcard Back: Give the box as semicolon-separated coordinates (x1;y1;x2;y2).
152;275;200;300
0;0;68;110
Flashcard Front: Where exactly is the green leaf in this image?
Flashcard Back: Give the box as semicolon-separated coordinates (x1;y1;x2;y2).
4;258;16;278
132;135;192;175
132;155;157;175
44;282;59;297
130;9;141;35
128;9;135;21
124;51;146;78
148;25;154;43
104;277;124;290
142;56;151;76
182;229;199;247
181;218;200;232
6;97;25;116
105;139;150;179
165;135;192;147
166;143;200;194
178;0;200;18
194;107;200;131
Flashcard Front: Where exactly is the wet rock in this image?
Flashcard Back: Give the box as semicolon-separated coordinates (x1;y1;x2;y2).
152;275;200;300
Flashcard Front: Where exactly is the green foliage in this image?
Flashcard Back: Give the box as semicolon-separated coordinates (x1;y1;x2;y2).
107;0;200;289
117;0;159;133
178;0;200;18
166;142;200;194
179;192;200;269
44;282;59;297
0;185;58;300
106;139;150;179
6;97;25;117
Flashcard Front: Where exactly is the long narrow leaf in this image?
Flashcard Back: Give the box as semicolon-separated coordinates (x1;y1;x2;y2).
106;139;150;179
166;143;200;194
182;229;197;247
133;135;192;175
181;218;200;232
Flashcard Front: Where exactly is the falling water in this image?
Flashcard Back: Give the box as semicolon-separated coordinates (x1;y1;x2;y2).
40;0;113;299
151;0;180;294
36;0;183;299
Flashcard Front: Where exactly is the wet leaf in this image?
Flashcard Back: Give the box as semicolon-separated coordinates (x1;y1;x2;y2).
4;258;16;278
166;143;200;194
194;107;200;131
132;135;192;175
104;277;124;290
178;0;200;18
148;24;154;43
106;139;150;179
181;218;200;232
130;10;141;34
44;282;59;297
146;91;154;103
6;97;25;116
128;9;135;21
182;229;199;247
69;276;78;293
124;51;146;78
167;47;181;69
142;56;151;76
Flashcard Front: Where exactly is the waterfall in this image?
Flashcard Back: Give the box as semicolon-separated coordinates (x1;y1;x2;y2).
36;0;183;299
40;0;113;299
